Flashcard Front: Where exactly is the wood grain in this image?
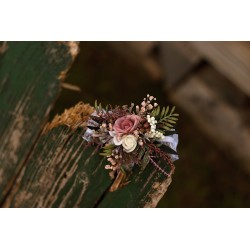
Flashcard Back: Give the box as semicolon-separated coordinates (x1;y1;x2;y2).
4;126;112;207
0;42;78;202
4;125;172;208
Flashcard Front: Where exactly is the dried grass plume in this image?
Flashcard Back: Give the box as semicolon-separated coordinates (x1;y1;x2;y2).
44;102;94;133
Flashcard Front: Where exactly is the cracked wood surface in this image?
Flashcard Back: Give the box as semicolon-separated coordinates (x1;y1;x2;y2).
4;126;112;207
0;41;78;202
4;125;172;208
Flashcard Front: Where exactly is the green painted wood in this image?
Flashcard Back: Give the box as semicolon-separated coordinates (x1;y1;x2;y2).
0;42;77;202
4;125;172;208
97;166;172;208
4;126;113;207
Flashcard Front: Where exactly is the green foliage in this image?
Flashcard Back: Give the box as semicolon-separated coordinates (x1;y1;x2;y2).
151;105;161;117
95;100;110;112
151;105;179;131
99;144;115;157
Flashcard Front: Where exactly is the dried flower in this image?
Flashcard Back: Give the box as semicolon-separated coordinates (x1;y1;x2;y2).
122;135;137;153
113;115;141;135
82;94;179;190
147;104;153;110
141;107;145;113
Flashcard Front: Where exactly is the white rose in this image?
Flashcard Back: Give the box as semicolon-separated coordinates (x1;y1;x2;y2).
122;135;137;153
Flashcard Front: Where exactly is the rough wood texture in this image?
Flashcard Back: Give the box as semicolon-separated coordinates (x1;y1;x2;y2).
0;41;78;202
4;126;112;207
190;42;250;98
4;125;172;208
98;173;171;208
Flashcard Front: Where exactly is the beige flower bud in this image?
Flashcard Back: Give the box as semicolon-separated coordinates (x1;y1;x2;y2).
147;104;153;110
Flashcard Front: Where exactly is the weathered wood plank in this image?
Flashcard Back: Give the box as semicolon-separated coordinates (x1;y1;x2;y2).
4;126;113;207
1;42;172;207
170;64;250;173
97;171;171;208
0;41;79;202
190;42;250;98
4;124;172;208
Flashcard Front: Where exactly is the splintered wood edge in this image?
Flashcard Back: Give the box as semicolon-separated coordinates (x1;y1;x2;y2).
0;41;8;54
0;42;81;205
58;42;80;81
143;176;172;208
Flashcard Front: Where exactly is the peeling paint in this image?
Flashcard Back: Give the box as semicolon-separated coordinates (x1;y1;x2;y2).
42;139;84;207
9;116;24;164
143;177;172;208
12;190;33;208
0;168;4;183
58;42;80;81
141;170;156;191
0;42;81;206
60;172;89;208
66;41;79;58
0;41;8;54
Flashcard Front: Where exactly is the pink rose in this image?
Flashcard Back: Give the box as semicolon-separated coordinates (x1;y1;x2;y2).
113;115;141;135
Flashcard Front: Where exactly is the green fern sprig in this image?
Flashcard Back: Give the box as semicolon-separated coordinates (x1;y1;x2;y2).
151;105;179;131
